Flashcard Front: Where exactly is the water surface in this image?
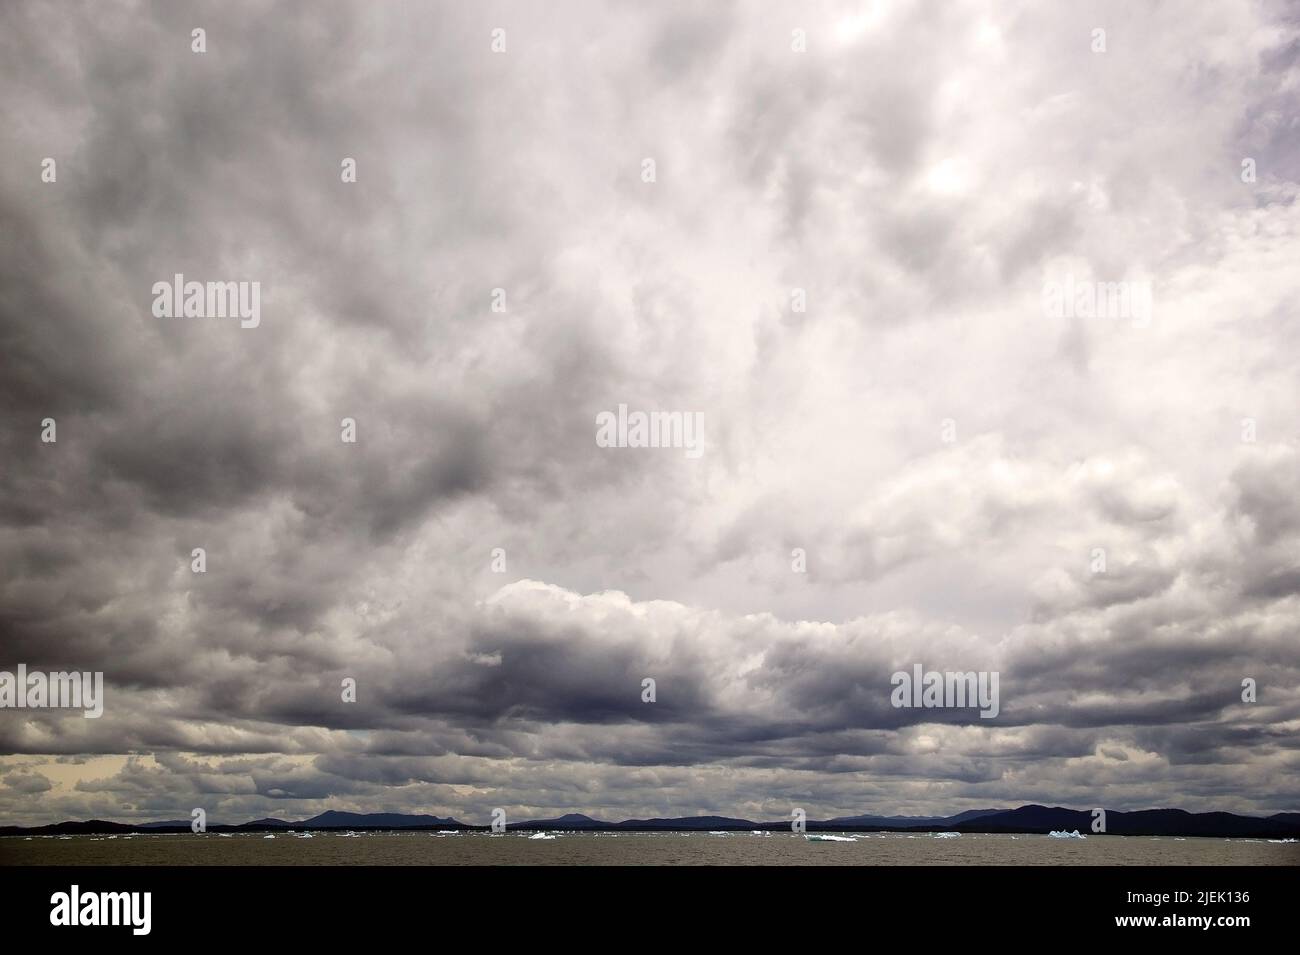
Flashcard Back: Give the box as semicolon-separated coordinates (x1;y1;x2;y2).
4;831;1298;866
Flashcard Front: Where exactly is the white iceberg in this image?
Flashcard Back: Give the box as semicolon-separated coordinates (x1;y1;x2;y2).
805;834;857;842
528;832;556;840
1047;830;1087;839
932;832;961;839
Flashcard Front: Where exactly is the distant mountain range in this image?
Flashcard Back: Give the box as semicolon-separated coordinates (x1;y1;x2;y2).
827;809;1005;827
5;805;1300;838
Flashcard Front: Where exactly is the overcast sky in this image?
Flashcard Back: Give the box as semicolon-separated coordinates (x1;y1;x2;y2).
2;0;1299;827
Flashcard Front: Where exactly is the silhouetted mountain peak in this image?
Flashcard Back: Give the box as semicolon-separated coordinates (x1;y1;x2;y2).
301;810;460;828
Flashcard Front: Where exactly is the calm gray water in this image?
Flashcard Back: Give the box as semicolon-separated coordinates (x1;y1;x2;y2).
4;831;1299;865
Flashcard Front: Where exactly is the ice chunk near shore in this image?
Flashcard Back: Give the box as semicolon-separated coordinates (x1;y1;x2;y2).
528;832;556;840
933;832;961;839
1047;830;1086;839
806;834;857;842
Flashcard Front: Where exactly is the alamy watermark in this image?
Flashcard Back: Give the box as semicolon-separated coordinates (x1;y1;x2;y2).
890;664;999;719
595;404;704;458
50;885;150;935
0;664;103;718
1043;274;1151;328
152;274;261;328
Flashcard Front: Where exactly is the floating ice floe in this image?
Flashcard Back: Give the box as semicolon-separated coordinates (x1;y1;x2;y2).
263;834;276;839
932;832;961;839
1047;830;1086;839
297;833;314;839
806;834;857;843
1268;838;1298;843
528;832;556;840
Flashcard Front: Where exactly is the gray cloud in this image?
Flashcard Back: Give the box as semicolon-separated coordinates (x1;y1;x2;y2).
1;0;1299;826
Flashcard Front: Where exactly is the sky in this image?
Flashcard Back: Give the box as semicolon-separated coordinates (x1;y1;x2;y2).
1;0;1299;827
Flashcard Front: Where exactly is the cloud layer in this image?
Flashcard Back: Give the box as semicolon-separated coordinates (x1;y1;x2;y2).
2;0;1299;825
